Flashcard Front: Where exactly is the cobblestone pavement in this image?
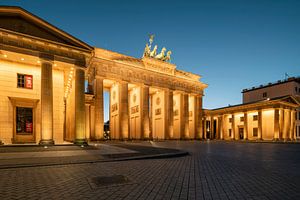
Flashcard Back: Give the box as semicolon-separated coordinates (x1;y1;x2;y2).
0;141;299;200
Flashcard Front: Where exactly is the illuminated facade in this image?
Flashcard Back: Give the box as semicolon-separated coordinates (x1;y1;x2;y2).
0;6;207;145
204;78;300;141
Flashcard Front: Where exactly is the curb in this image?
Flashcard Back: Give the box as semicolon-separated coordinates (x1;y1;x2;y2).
0;151;189;170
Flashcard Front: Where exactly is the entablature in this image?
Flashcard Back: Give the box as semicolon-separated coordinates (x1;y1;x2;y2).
0;28;91;67
90;57;206;95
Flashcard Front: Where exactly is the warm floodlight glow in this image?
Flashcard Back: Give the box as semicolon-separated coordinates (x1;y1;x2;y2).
54;64;57;67
3;54;7;58
21;58;24;61
37;60;40;64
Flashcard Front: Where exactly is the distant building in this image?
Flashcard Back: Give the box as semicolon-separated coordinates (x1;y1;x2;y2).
242;77;300;103
204;77;300;141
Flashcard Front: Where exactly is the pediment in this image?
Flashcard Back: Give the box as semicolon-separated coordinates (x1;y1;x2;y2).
278;96;300;106
0;6;92;51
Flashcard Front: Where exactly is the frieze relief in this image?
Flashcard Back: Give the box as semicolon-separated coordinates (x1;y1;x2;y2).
131;105;139;114
111;103;118;112
92;59;204;95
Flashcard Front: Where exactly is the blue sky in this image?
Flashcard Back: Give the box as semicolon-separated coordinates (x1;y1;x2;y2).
2;0;300;116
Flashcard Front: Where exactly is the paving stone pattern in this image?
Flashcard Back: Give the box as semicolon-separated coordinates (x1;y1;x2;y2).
0;141;299;200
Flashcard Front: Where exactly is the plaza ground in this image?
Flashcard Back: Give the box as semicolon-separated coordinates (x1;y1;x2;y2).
0;141;299;200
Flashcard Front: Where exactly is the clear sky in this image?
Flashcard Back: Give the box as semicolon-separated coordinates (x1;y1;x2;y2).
2;0;300;114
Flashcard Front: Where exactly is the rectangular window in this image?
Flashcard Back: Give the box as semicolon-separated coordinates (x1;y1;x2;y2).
253;127;258;137
228;129;232;137
16;107;33;135
229;118;232;123
253;115;258;121
17;74;33;89
263;92;267;98
240;117;244;122
298;126;300;137
298;111;300;120
295;87;298;92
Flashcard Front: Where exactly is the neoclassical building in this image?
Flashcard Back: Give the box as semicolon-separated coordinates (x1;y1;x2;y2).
204;72;300;142
0;6;207;145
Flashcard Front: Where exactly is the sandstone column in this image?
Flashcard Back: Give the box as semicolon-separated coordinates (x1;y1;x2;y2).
142;85;150;139
164;89;174;139
274;108;280;140
257;110;262;140
217;116;222;139
149;94;153;139
39;57;54;145
283;109;291;141
231;114;235;140
244;112;248;140
85;104;90;140
203;116;207;139
94;77;104;140
183;93;189;139
74;68;87;145
210;116;214;139
196;96;203;139
221;115;225;140
290;110;295;140
279;108;284;140
119;82;129;140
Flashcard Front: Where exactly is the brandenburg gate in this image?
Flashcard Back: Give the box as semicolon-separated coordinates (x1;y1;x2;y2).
80;37;207;141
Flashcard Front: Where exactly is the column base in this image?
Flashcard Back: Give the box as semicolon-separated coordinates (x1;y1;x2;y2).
39;139;55;146
74;139;88;146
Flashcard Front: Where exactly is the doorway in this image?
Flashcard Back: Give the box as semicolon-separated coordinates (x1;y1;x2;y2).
239;128;244;140
14;106;35;143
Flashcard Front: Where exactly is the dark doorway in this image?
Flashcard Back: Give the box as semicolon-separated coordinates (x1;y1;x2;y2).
213;120;217;139
239;128;244;140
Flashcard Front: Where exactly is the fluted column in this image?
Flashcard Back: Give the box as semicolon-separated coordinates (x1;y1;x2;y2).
164;89;174;139
274;108;280;140
244;112;248;140
149;94;153;139
279;108;284;140
183;93;189;139
220;115;225;140
119;82;129;140
74;68;87;145
94;77;104;140
257;110;262;140
231;114;235;140
290;110;295;140
203;116;207;139
210;116;214;139
39;58;54;145
196;96;203;139
217;116;222;139
142;85;150;139
85;104;90;140
283;109;291;141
